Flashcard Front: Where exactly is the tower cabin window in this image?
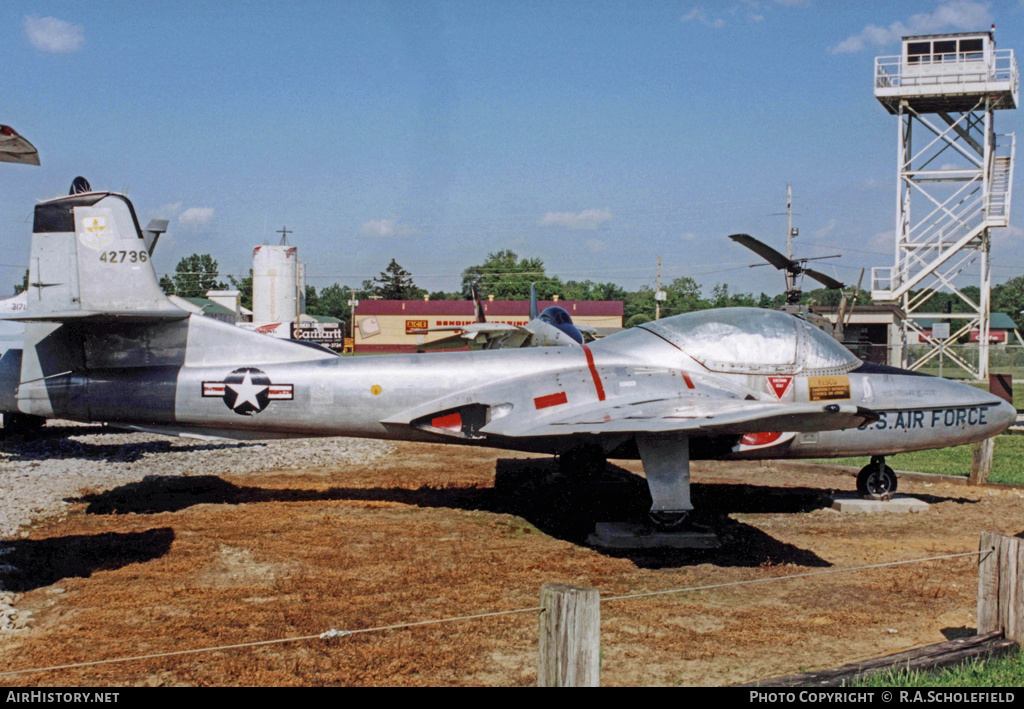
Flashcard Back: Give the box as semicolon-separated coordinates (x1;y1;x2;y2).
907;37;986;64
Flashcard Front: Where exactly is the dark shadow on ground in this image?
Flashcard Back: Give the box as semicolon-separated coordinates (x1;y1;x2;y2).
66;456;870;568
71;458;983;568
0;528;175;592
941;626;976;640
2;437;259;463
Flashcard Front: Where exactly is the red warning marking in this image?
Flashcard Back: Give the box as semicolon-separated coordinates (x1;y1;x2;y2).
431;412;463;431
768;376;793;399
534;392;568;410
741;431;782;447
581;344;606;401
682;372;695;389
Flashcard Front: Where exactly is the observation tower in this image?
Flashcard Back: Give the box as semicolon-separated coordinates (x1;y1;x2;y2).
870;29;1018;378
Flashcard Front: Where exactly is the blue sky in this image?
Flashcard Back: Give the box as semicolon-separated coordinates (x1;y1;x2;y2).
3;0;1024;298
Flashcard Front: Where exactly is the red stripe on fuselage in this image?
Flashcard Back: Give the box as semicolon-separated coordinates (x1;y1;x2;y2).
581;344;606;401
534;392;568;409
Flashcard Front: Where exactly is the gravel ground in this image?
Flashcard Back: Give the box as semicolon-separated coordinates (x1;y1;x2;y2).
0;420;394;540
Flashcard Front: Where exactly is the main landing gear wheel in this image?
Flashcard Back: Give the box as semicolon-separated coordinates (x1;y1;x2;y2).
648;510;689;531
857;456;897;498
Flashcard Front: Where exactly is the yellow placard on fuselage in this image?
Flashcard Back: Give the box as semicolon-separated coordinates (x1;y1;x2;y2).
807;376;851;401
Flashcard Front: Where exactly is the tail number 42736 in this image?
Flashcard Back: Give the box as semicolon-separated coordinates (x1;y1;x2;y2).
98;250;148;264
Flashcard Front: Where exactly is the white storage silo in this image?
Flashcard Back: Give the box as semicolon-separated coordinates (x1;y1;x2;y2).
252;245;301;323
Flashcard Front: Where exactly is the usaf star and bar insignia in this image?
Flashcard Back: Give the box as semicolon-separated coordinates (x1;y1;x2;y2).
203;367;293;415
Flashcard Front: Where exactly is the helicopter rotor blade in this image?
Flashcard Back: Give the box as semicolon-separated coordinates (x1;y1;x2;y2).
728;233;797;272
802;268;845;290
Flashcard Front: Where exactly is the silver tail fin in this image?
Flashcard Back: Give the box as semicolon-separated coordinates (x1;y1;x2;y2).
16;189;186;418
22;190;183;322
471;283;487;323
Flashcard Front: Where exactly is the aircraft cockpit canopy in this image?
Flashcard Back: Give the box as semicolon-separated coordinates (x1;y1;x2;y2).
639;307;860;376
538;306;572;326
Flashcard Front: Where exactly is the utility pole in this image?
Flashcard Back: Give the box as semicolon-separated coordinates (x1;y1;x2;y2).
785;184;796;294
277;226;293;245
655;256;664;320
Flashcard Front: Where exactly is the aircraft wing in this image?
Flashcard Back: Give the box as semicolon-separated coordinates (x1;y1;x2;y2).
0;126;40;166
412;323;533;350
386;365;878;440
481;396;879;438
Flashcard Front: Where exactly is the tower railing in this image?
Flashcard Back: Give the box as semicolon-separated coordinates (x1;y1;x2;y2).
875;49;1018;91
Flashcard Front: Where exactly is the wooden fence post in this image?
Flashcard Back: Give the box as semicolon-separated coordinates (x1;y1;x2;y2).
971;375;1013;486
969;437;995;485
977;532;1024;642
538;583;600;687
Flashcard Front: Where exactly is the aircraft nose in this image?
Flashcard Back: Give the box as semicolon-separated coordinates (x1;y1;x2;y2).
991;398;1018;435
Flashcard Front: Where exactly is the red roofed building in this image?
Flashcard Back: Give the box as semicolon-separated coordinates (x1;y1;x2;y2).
353;298;623;353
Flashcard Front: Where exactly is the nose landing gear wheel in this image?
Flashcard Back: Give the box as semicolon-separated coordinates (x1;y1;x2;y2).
857;456;897;498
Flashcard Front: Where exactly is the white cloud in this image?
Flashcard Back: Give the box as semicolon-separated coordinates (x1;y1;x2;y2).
681;7;726;28
539;208;614;230
155;202;183;220
24;16;84;54
361;218;415;237
585;239;609;253
830;1;991;54
179;207;215;227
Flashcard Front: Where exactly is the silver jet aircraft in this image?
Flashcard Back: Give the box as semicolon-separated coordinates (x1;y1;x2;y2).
414;283;594;350
0;187;1016;530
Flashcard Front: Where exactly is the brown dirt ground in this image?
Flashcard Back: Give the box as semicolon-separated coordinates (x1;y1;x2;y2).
0;440;1022;687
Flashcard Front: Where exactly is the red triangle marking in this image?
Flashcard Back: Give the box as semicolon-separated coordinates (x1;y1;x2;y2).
768;376;792;399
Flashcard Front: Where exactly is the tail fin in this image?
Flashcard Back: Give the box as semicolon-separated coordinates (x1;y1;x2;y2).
21;191;184;322
16;190;185;418
529;283;538;320
471;283;487;323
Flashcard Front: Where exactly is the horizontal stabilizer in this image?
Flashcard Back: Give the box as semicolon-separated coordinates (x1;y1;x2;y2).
10;309;188;323
0;125;39;166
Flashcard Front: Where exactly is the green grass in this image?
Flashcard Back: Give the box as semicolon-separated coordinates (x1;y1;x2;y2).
811;434;1024;485
853;649;1024;687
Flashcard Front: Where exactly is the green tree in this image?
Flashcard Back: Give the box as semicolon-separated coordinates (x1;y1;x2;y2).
304;284;319;314
13;269;28;295
228;269;254;311
662;276;708;316
161;254;226;298
624;286;656;322
461;250;561;300
310;283;350;321
372;259;425;300
993;276;1024;321
561;280;629;302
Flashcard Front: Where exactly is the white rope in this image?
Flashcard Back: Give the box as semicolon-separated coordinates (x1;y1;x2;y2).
0;548;986;677
0;605;542;677
602;549;987;604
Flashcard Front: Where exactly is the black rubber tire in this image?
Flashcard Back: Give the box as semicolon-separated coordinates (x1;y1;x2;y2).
856;462;898;497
